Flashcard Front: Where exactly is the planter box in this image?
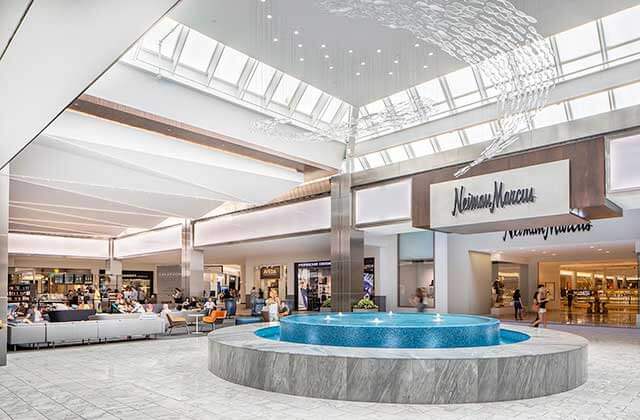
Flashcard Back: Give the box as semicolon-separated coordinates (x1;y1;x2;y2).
319;307;332;312
352;308;378;313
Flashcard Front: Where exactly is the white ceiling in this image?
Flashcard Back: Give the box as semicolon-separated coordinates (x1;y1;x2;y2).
8;111;303;238
172;0;640;105
0;0;179;169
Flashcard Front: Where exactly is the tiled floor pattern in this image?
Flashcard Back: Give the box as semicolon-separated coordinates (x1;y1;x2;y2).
0;324;638;419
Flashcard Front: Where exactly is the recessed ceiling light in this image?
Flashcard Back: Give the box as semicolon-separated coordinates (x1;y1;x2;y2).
260;0;266;2
388;71;393;75
355;72;361;76
297;43;303;48
532;249;536;252
414;43;420;47
329;66;334;70
552;253;557;256
589;245;594;249
605;250;610;254
393;59;399;64
273;37;278;42
428;51;434;56
542;251;547;254
348;49;353;54
360;61;366;66
376;49;382;53
320;44;326;48
324;54;329;59
299;57;304;62
598;248;603;251
293;30;299;35
266;14;272;19
423;65;429;69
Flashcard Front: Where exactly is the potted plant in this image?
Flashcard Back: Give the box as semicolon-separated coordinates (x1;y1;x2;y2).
320;298;332;312
352;297;379;313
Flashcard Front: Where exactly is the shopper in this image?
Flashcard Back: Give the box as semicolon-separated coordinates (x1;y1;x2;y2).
414;288;426;312
567;289;574;312
531;289;541;328
172;288;184;304
93;287;102;312
534;284;549;328
513;288;523;320
138;287;146;303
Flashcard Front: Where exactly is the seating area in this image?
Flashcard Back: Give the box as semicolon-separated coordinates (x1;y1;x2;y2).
6;305;254;350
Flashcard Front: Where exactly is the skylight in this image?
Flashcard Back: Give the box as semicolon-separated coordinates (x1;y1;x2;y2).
142;18;180;58
533;103;567;128
569;92;610;120
408;139;434;157
602;5;640;47
464;123;494;144
213;46;248;85
436;132;463;151
613;81;640;109
555;22;599;62
271;74;300;106
386;145;408;162
246;63;276;96
179;29;217;72
296;85;323;115
320;98;343;123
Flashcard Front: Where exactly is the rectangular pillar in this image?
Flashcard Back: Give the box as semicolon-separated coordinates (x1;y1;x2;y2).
181;222;205;298
330;173;364;312
0;167;8;366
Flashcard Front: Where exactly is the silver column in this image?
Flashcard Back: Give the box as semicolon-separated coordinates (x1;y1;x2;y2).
331;107;364;312
181;221;204;299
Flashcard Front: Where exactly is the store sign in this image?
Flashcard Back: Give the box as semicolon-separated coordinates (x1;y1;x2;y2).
260;265;281;280
157;265;181;302
430;160;579;233
122;270;153;281
502;223;593;241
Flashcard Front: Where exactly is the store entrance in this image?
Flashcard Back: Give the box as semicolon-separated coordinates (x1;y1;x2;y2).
492;241;639;327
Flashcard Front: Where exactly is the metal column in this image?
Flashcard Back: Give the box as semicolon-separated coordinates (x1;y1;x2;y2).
331;107;364;312
0;167;9;365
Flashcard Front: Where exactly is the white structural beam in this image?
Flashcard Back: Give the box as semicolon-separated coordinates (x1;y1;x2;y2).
356;58;640;156
353;103;640;187
0;0;179;169
0;0;31;57
87;62;346;170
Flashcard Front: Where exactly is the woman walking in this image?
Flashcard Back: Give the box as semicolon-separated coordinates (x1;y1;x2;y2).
513;288;523;320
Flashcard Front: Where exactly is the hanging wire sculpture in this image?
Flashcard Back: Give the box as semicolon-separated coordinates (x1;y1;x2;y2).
255;0;557;177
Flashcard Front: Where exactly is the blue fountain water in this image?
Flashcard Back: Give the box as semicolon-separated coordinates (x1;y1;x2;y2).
255;312;529;349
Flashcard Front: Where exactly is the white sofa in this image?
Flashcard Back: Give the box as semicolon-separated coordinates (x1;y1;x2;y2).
8;315;166;349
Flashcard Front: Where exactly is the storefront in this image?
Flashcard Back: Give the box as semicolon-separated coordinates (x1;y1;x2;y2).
292;258;375;311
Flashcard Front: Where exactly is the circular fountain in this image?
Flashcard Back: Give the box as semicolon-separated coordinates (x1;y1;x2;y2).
276;312;506;348
208;312;588;404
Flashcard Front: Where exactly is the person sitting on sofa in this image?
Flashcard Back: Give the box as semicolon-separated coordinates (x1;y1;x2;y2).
131;301;145;314
25;305;43;323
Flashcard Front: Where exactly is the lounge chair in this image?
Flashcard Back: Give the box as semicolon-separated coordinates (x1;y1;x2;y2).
166;312;190;335
202;310;227;330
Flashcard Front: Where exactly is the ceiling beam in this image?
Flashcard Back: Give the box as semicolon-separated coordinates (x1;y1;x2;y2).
70;94;319;173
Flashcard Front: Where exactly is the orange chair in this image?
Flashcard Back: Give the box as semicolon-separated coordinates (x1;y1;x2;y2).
203;310;227;330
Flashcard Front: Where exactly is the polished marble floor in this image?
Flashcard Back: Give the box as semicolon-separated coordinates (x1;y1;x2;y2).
496;308;639;328
0;324;639;420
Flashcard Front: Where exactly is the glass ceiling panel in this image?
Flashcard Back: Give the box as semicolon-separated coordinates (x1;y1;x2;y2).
561;53;602;78
366;100;386;115
607;39;640;62
533;103;567;128
296;85;323;115
409;139;434;157
352;157;365;172
142;18;180;58
389;91;410;108
386;145;408;162
320;98;342;123
555;22;599;62
453;92;482;108
271;74;300;106
436;132;463;151
569;91;610;120
446;67;478;97
613;82;640;109
364;152;385;168
213;46;248;85
603;6;640;47
179;29;217;72
465;123;494;144
246;62;276;96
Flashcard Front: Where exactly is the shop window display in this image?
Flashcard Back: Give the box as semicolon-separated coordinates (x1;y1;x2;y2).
397;231;435;308
293;259;375;311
